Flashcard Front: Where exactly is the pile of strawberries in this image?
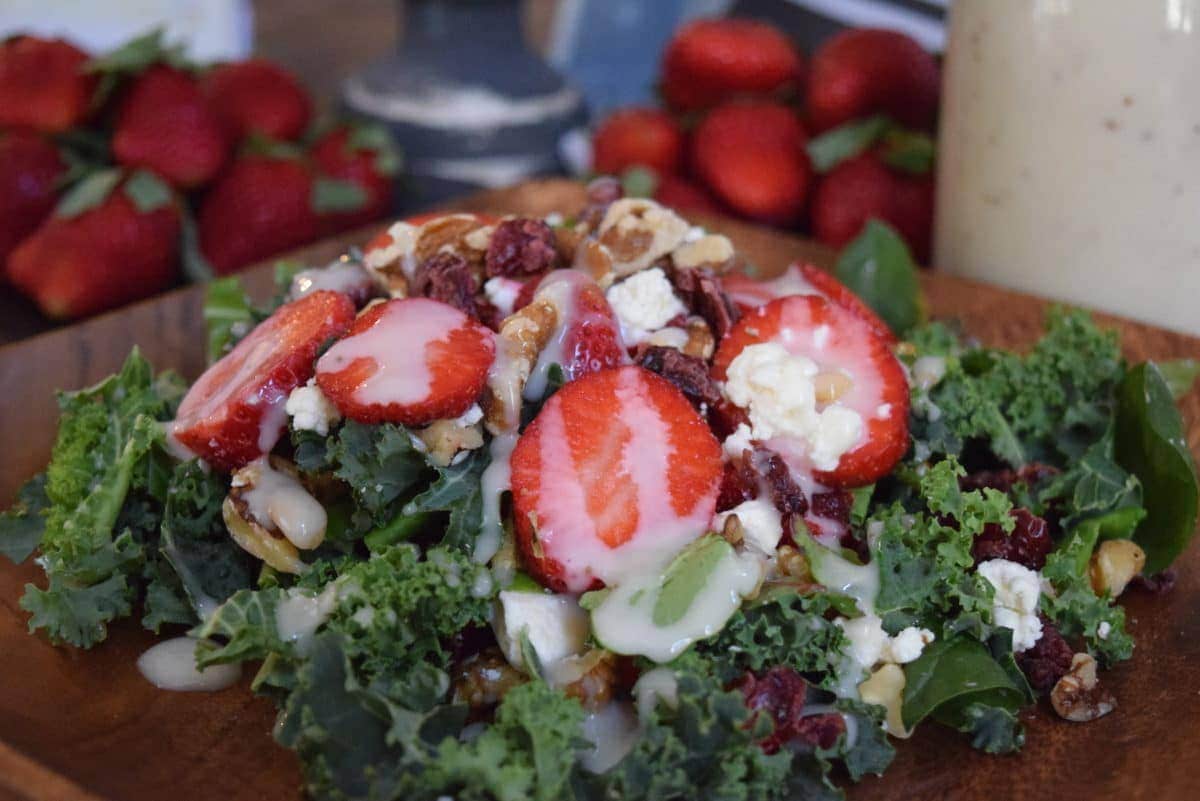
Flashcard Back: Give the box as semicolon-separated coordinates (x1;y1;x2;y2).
591;19;940;262
0;31;398;320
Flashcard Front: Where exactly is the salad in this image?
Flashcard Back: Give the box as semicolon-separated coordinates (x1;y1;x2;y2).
2;178;1197;801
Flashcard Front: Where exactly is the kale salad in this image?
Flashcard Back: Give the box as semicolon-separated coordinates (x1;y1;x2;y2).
2;185;1197;801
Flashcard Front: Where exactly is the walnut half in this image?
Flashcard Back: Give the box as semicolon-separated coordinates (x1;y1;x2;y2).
1051;652;1116;722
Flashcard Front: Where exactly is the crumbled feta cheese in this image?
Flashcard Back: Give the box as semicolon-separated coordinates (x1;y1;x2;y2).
837;615;935;671
544;212;564;227
453;403;484;427
977;559;1044;652
723;423;755;459
493;590;589;672
713;498;783;554
605;267;687;344
644;326;690;351
1097;621;1112;640
285;379;341;436
723;343;864;470
484;276;523;317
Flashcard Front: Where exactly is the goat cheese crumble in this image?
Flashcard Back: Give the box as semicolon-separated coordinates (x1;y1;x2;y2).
977;558;1044;652
285;379;341;436
605;267;687;345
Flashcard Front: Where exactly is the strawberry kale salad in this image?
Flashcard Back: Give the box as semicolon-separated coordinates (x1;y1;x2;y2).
2;181;1198;801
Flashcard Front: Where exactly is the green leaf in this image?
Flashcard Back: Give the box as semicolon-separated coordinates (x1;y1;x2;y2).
518;628;545;680
193;586;289;667
123;168;173;213
141;555;195;632
203;277;254;363
21;572;133;648
312;177;368;214
85;28;188;75
401;447;487;552
180;208;215;284
832;699;896;780
0;474;49;564
346;122;402;176
1114;362;1199;574
835;219;924;335
55;168;121;219
938;701;1025;754
620;165;658;198
330;421;430;531
1159;359;1200;399
901;635;1027;730
807;114;890;172
653;534;731;627
881;129;936;175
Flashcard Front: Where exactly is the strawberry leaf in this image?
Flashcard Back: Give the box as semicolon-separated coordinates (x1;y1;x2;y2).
620;166;659;199
55;168;122;219
123;169;173;213
346;123;403;176
881;129;936;175
180;210;215;283
807;115;890;173
86;28;189;75
313;178;368;214
835;219;924;336
242;133;304;160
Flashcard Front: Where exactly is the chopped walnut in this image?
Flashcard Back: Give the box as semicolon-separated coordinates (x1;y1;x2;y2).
414;214;489;267
453;647;527;710
481;298;558;433
774;545;813;582
1051;652;1116;722
416;411;485;467
558;650;618;711
682;316;715;360
464;224;495;253
363;220;419;297
719;513;745;546
574;238;615;284
672;233;735;271
596;198;689;277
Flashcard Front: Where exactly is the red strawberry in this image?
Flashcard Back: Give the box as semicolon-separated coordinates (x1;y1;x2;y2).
173;290;355;470
0;36;96;133
712;295;909;487
316;297;495;426
661;18;804;112
720;263;896;344
0;132;65;270
806;28;940;134
592;107;684;177
653;174;722;217
112;65;230;189
530;271;626;382
310;125;398;233
198;155;321;275
7;175;181;319
510;365;722;592
691;101;811;226
202;59;313;142
811;151;933;263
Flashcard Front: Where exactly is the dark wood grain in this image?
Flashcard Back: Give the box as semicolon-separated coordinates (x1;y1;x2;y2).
1;179;1198;801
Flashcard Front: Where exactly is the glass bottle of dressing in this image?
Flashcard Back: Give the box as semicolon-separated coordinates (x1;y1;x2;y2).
934;0;1200;335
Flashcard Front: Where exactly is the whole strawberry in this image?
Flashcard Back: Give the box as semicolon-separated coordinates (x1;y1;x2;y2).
0;132;65;271
807;28;940;133
0;36;96;133
811;151;934;262
198;154;321;275
592;107;684;177
310;125;399;234
8;172;181;319
203;59;313;142
691;100;811;226
653;174;722;217
112;65;230;189
661;18;804;112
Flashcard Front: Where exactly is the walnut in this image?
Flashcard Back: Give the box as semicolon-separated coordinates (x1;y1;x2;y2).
414;213;488;266
363;220;419;297
672;233;735;271
223;458;318;574
453;647;527;710
1051;652;1116;722
574;238;614;284
558;650;618;711
481;298;558;433
1089;539;1146;598
416;412;485;467
682;316;715;360
596;198;689;277
463;224;495;253
775;545;813;582
719;513;745;546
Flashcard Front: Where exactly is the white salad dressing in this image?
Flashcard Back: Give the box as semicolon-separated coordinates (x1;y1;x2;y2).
137;637;241;692
723;263;819;309
633;667;679;721
317;298;477;407
290;260;372;300
236;458;327;550
276;583;339;656
578;702;641;774
475;432;517;564
532;368;713;590
591;548;763;664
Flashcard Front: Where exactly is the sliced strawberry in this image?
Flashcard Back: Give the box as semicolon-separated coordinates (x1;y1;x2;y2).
528;270;626;382
712;295;909;488
510;365;722;592
719;263;895;344
173;291;355;470
316;297;495;426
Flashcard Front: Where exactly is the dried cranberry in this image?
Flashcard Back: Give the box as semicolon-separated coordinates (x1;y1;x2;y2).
636;346;721;410
792;712;847;750
707;398;750;440
1017;618;1074;694
411;252;480;317
735;667;809;754
961;463;1059;493
1131;568;1177;595
671;266;740;339
755;446;808;516
811;490;852;526
485;218;558;277
972;508;1052;570
718;457;759;512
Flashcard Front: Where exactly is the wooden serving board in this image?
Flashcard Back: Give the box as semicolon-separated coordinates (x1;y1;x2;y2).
1;179;1198;801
